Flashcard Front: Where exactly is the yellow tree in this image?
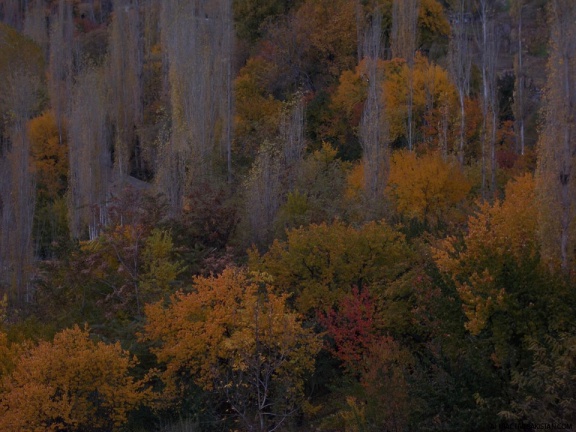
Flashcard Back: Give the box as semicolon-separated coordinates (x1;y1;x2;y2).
28;111;68;203
0;326;147;432
141;267;321;432
434;174;538;335
387;150;471;227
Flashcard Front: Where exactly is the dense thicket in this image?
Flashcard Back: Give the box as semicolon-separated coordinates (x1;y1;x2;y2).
0;1;574;431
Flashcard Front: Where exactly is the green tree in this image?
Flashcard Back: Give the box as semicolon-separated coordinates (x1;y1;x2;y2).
249;219;412;315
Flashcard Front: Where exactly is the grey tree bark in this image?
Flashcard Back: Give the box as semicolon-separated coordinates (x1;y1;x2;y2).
360;10;388;213
536;0;576;269
449;0;472;164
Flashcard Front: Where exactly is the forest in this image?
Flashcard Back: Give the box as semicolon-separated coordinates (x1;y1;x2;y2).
0;0;575;430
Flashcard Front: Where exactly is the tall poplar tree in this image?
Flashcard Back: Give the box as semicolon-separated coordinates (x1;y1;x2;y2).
475;0;500;199
449;0;472;163
360;10;388;213
108;0;144;179
68;68;112;240
536;0;576;269
156;0;234;213
391;0;419;151
0;23;44;305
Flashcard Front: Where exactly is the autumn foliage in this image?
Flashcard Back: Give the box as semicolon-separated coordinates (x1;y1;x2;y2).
141;267;321;431
0;326;146;432
0;0;573;430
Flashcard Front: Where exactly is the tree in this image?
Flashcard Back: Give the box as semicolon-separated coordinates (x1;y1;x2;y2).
243;96;306;247
535;0;576;270
0;24;44;306
249;219;412;315
0;326;147;432
391;0;419;151
108;0;144;179
157;0;234;212
449;0;472;163
434;174;538;334
141;268;321;432
28;110;70;259
359;10;388;213
474;0;500;199
318;287;414;432
387;150;471;228
68;67;111;240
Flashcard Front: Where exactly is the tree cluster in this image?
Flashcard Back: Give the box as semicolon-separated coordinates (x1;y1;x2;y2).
0;0;575;431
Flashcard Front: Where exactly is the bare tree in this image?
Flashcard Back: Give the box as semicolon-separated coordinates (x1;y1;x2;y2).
449;0;472;164
108;0;144;179
1;0;24;30
536;0;576;269
475;0;500;199
68;67;112;240
511;0;526;156
244;96;305;247
360;10;388;213
392;0;419;151
23;0;48;56
156;0;234;213
0;72;40;305
48;0;75;146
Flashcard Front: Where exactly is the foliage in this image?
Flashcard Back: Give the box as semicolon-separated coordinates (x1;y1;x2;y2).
387;150;471;227
0;325;147;432
250;219;412;314
141;267;321;432
434;174;538;334
275;143;351;231
234;57;283;161
28;110;68;202
501;333;576;424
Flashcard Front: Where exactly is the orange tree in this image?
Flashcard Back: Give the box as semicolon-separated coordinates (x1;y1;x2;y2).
387;149;471;229
0;326;147;432
140;267;321;432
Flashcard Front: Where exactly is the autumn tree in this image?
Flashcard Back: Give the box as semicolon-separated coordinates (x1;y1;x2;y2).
28;111;69;259
535;0;576;269
387;150;471;228
434;174;538;335
434;174;576;424
318;287;414;432
0;325;147;431
141;268;321;432
383;54;459;152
